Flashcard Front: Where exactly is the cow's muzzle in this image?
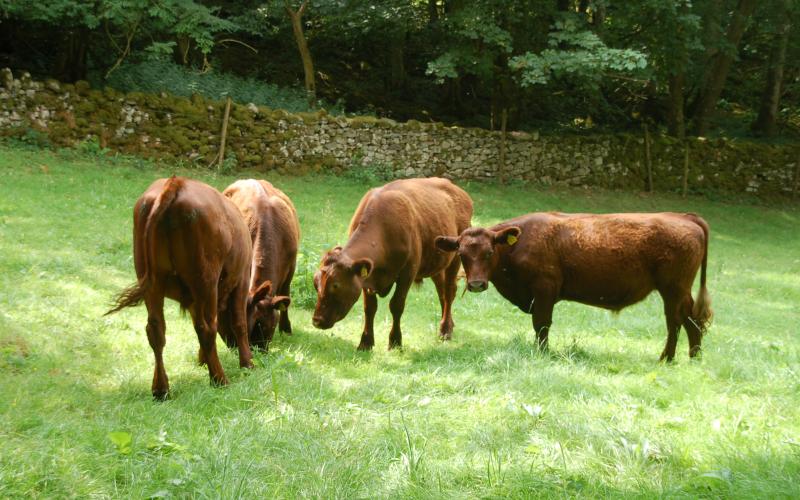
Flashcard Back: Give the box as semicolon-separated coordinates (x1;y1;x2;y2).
467;280;488;293
312;315;333;329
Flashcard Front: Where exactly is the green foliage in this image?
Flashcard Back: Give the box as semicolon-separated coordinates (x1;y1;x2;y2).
1;144;799;497
102;61;314;112
510;19;648;87
343;154;395;184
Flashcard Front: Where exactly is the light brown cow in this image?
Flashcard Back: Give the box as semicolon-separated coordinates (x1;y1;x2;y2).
312;178;473;350
436;212;712;360
106;177;275;399
223;179;298;350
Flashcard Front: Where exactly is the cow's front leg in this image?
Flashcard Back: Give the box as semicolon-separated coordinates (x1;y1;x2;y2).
388;275;413;350
357;290;378;351
531;295;555;351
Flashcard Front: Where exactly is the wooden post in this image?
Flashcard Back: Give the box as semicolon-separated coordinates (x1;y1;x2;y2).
216;96;232;169
644;123;653;192
682;142;690;198
498;107;508;184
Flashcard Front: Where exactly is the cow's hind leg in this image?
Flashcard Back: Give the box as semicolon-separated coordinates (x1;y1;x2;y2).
387;273;413;350
190;287;228;387
658;290;684;362
434;257;460;341
358;290;377;351
144;291;169;400
682;295;702;358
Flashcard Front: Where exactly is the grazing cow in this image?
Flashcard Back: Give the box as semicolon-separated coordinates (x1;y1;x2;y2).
106;177;275;399
435;212;712;361
312;178;473;350
223;179;298;350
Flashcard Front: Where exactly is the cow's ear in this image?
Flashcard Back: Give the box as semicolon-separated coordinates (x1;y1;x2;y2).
494;226;522;246
270;296;291;312
351;258;374;279
249;280;273;305
435;235;459;252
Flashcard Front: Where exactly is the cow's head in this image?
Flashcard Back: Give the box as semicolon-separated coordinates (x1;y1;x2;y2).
435;226;521;292
247;280;291;348
312;246;373;329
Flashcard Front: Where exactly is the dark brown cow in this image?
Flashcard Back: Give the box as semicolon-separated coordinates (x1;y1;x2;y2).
223;179;298;350
106;177;275;399
312;178;473;350
436;212;712;361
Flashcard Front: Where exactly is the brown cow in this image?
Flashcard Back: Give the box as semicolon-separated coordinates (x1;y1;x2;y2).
223;179;297;350
435;212;712;361
312;178;473;350
106;177;275;399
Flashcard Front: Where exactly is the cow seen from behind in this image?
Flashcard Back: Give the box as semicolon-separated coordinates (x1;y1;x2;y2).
435;212;712;361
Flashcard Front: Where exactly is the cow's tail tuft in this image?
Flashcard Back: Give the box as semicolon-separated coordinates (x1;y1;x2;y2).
105;282;146;315
687;213;713;332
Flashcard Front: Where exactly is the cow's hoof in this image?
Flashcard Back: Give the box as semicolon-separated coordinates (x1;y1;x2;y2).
210;375;229;387
357;343;374;351
658;353;675;363
152;390;169;401
439;332;452;341
388;342;402;351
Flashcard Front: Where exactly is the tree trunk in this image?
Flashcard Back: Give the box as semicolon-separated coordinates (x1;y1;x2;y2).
54;29;89;82
428;0;439;23
175;35;191;65
285;1;316;108
751;0;790;137
498;108;508;184
667;2;690;139
667;72;686;138
693;0;757;136
387;35;406;92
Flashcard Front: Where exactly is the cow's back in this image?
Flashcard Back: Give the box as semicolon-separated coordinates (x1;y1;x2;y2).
349;178;472;277
224;179;300;290
493;212;706;311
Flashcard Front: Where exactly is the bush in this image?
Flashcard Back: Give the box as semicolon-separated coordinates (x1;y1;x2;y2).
100;61;339;113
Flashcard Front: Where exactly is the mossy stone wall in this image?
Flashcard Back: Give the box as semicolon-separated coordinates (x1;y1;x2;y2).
1;68;797;197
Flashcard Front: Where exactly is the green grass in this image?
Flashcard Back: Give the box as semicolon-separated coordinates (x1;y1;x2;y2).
1;144;799;498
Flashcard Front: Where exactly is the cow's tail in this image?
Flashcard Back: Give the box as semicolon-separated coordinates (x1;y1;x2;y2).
106;177;182;315
686;213;713;332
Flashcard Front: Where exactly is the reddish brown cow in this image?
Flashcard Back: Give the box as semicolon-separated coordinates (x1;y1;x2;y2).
436;212;712;361
223;179;298;350
106;177;275;399
312;178;473;350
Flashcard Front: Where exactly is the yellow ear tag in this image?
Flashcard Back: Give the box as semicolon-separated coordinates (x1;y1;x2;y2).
507;234;518;246
360;267;369;278
278;304;287;312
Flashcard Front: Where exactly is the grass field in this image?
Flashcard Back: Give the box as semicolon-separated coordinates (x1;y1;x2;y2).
1;144;799;498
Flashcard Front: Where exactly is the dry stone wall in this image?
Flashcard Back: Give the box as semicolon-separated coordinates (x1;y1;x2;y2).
1;68;797;197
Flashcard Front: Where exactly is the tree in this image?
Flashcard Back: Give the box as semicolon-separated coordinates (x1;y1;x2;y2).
283;0;316;107
692;0;758;136
751;0;792;136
